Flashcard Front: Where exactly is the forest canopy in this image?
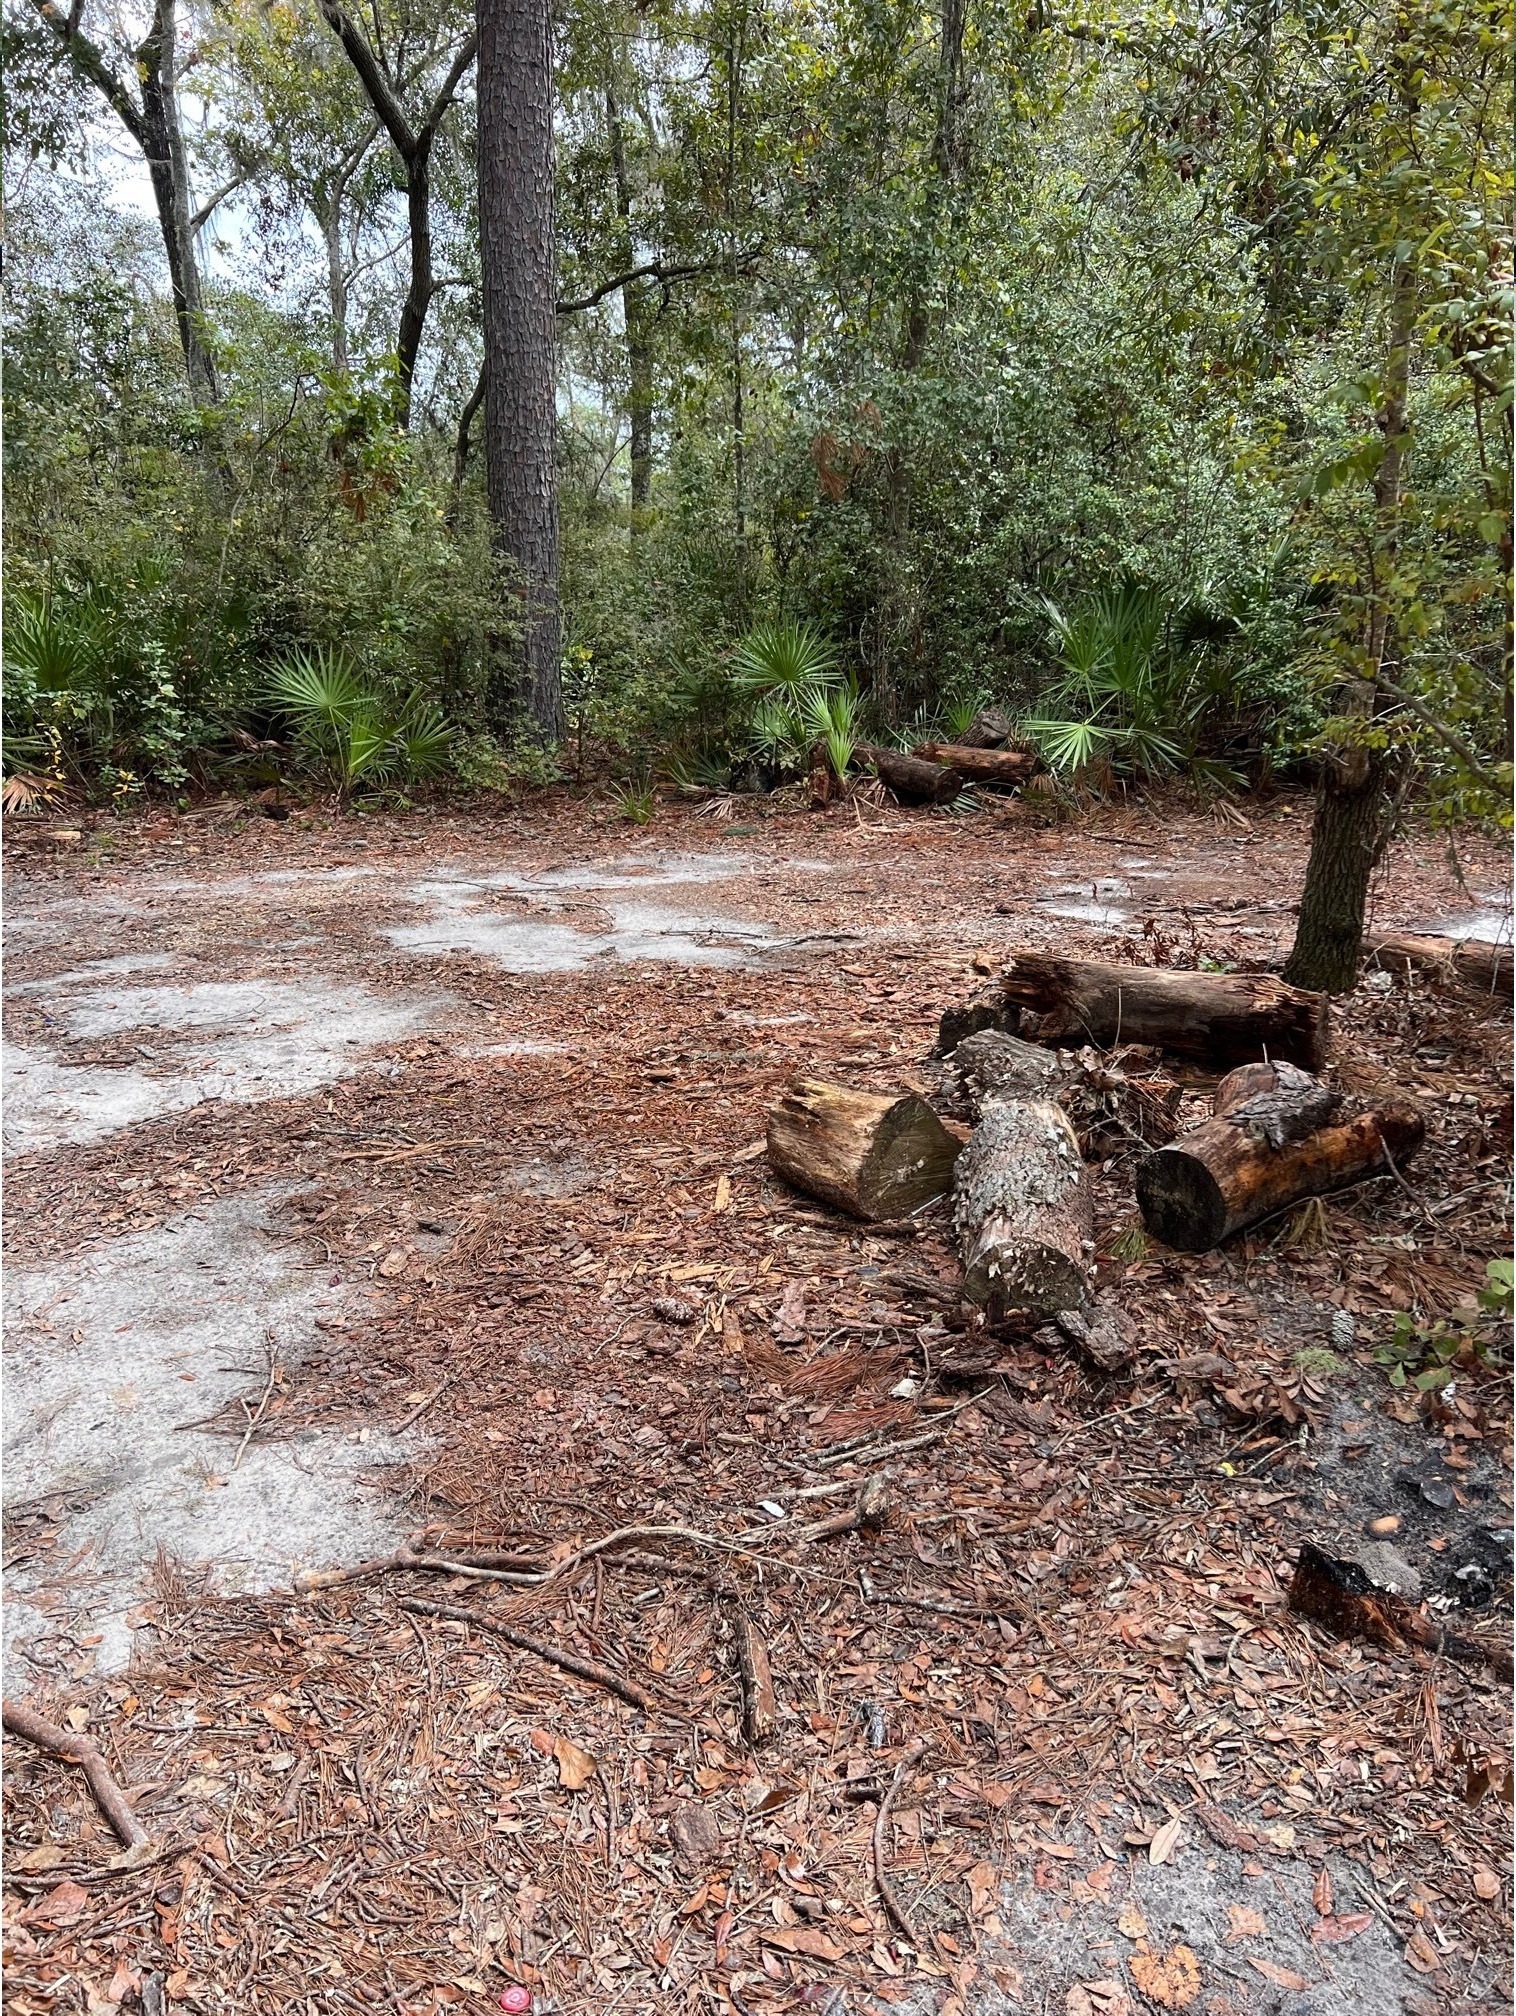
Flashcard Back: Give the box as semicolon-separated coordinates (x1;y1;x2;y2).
4;0;1512;865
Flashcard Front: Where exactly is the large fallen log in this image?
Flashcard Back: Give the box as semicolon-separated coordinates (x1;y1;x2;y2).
953;1096;1091;1312
1363;931;1512;994
1134;1061;1425;1251
857;745;963;805
913;743;1037;787
767;1079;962;1220
1001;952;1329;1070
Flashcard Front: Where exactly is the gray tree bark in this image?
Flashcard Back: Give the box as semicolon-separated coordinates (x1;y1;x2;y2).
478;0;564;738
32;0;218;402
606;80;654;517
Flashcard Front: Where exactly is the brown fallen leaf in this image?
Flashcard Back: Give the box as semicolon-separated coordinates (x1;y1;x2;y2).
551;1735;597;1791
1116;1901;1149;1941
1312;1867;1333;1918
1248;1958;1312;1992
9;1845;65;1873
760;1925;845;1962
1224;1904;1267;1943
966;1861;1000;1918
672;1801;722;1872
1404;1927;1441;1975
773;1279;808;1344
27;1880;90;1927
1129;1944;1201;2008
378;1248;407;1278
1148;1815;1183;1866
1312;1913;1373;1945
1473;1866;1501;1901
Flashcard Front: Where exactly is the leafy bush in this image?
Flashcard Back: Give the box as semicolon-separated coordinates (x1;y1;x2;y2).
264;647;454;796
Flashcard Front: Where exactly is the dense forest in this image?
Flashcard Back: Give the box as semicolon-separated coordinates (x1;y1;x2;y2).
4;0;1512;984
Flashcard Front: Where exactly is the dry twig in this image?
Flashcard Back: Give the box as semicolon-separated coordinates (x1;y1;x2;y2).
2;1698;150;1850
873;1736;930;1946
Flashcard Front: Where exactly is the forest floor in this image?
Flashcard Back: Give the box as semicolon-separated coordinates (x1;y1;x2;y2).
2;784;1512;2016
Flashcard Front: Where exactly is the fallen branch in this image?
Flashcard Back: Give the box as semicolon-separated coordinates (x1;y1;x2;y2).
729;1601;776;1744
2;1698;150;1850
873;1738;930;1945
798;1472;891;1542
398;1597;656;1711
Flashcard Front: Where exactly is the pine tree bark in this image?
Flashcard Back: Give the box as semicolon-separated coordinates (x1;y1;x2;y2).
478;0;564;738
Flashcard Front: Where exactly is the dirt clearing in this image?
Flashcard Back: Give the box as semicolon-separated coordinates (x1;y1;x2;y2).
2;789;1510;2016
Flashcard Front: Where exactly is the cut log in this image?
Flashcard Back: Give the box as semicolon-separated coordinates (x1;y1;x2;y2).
1212;1058;1343;1145
857;745;962;805
940;1027;1065;1115
767;1079;961;1220
952;1097;1092;1312
934;989;1017;1056
1363;931;1512;994
1135;1062;1425;1252
913;743;1037;787
1001;952;1329;1070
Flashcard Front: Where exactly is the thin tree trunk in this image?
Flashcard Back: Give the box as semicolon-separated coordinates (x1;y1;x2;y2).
726;14;748;602
317;1;477;431
32;0;217;401
606;81;654;518
478;0;563;738
873;0;966;720
1285;263;1415;995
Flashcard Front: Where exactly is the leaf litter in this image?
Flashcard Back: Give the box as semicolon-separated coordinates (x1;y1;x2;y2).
2;793;1511;2015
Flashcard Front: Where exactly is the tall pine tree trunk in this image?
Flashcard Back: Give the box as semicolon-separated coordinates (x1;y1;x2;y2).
1285;265;1415;995
478;0;563;739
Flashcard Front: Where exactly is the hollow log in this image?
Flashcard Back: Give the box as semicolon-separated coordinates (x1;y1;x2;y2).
767;1079;961;1220
857;745;962;805
953;1097;1092;1312
1001;952;1329;1070
913;743;1037;786
1363;931;1512;995
1135;1062;1425;1252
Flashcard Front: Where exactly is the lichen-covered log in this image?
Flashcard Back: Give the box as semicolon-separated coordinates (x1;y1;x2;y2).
857;745;962;806
913;743;1037;787
1135;1061;1425;1252
940;1027;1065;1116
1363;931;1512;995
953;1097;1091;1312
1001;952;1329;1070
767;1079;961;1220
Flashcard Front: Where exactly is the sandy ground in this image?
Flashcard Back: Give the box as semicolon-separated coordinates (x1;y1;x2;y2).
2;784;1511;2016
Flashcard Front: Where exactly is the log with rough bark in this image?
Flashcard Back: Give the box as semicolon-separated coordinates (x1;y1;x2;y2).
1001;952;1329;1070
913;743;1037;787
939;1026;1065;1114
1363;931;1512;995
767;1079;962;1220
953;1096;1092;1312
1134;1061;1425;1252
857;745;962;805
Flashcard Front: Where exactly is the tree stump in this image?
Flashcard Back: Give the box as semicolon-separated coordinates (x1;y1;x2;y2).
1134;1061;1425;1252
766;1080;962;1220
953;1097;1092;1312
1001;952;1329;1070
857;745;962;805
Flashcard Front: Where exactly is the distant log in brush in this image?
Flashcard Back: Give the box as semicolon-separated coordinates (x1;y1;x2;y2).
1363;931;1512;995
913;743;1037;787
767;1079;962;1220
1001;952;1329;1070
953;1097;1092;1312
857;745;962;805
1135;1061;1425;1252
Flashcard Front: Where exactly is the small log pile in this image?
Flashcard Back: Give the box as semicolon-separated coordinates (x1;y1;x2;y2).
858;710;1042;803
